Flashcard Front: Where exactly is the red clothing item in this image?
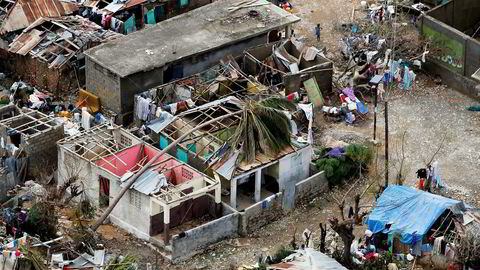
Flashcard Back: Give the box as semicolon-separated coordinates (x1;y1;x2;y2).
364;252;376;261
104;15;112;29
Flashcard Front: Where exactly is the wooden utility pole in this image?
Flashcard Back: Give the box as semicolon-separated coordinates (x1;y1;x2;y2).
369;75;382;141
373;85;378;140
384;101;389;187
91;110;243;231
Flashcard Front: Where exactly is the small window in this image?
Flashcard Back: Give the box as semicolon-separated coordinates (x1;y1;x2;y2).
129;190;141;209
182;167;194;180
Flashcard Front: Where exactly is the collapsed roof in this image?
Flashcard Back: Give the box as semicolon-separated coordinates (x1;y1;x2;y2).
151;96;310;180
8;16;121;69
57;124;219;206
0;0;78;34
0;108;60;138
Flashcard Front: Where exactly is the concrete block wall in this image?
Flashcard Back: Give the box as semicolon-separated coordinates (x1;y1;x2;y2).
170;212;239;262
0;49;76;94
0;172;16;202
85;57;122;113
278;146;312;209
239;192;283;236
420;10;480;99
25;124;64;175
294;171;328;206
57;149;96;202
106;170;151;240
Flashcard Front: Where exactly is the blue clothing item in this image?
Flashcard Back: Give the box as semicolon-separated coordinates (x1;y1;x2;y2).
356;101;368;114
345;112;355;124
315;27;320;36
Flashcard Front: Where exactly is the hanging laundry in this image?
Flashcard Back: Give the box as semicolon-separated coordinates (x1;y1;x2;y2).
432;236;444;255
104;15;113;29
180;0;188;7
136;96;151;121
391;60;399;82
115;20;124;33
124;14;136;34
356;101;368;114
403;66;412;90
147;9;156;24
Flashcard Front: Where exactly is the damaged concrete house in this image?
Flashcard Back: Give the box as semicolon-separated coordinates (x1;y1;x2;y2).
420;0;480;98
241;39;333;95
56;124;239;262
147;96;313;210
1;16;121;94
0;105;63;199
83;0;300;123
134;82;327;231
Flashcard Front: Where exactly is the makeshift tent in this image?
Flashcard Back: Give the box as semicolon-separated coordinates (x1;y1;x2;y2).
366;185;463;244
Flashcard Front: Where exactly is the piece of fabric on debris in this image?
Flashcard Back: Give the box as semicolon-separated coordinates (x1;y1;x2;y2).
147;9;156;24
366;185;463;244
342;87;356;101
325;147;345;158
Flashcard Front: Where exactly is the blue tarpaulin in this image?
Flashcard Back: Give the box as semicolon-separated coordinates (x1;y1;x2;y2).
366;185;460;244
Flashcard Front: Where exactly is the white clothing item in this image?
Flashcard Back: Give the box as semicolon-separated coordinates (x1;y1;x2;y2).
81;107;91;130
136;96;151;121
432;236;443;255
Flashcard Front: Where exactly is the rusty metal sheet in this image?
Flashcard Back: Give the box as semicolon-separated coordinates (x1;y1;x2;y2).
8;32;32;53
1;0;77;32
123;0;147;9
15;29;44;55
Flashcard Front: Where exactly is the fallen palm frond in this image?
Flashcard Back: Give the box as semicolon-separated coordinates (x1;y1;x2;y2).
259;97;297;111
229;100;292;162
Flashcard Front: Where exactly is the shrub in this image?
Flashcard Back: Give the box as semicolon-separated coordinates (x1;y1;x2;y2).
316;144;373;186
24;202;57;241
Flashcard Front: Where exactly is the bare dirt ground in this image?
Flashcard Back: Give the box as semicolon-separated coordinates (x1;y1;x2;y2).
100;0;480;269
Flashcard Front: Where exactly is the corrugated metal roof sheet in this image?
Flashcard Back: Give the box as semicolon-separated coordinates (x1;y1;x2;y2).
9;28;43;55
1;0;78;33
8;16;121;69
268;249;348;270
121;169;167;195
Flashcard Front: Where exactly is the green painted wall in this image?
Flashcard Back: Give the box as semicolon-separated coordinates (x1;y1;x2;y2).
423;24;465;74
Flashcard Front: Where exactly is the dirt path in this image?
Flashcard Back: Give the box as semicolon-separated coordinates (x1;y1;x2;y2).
378;79;480;204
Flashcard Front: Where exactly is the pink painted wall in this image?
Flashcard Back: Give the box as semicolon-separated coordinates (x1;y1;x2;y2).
95;144;202;185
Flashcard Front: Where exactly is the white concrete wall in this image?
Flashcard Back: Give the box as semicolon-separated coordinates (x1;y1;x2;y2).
109;177;152;240
57;149;97;204
278;145;313;189
277;145;313;209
